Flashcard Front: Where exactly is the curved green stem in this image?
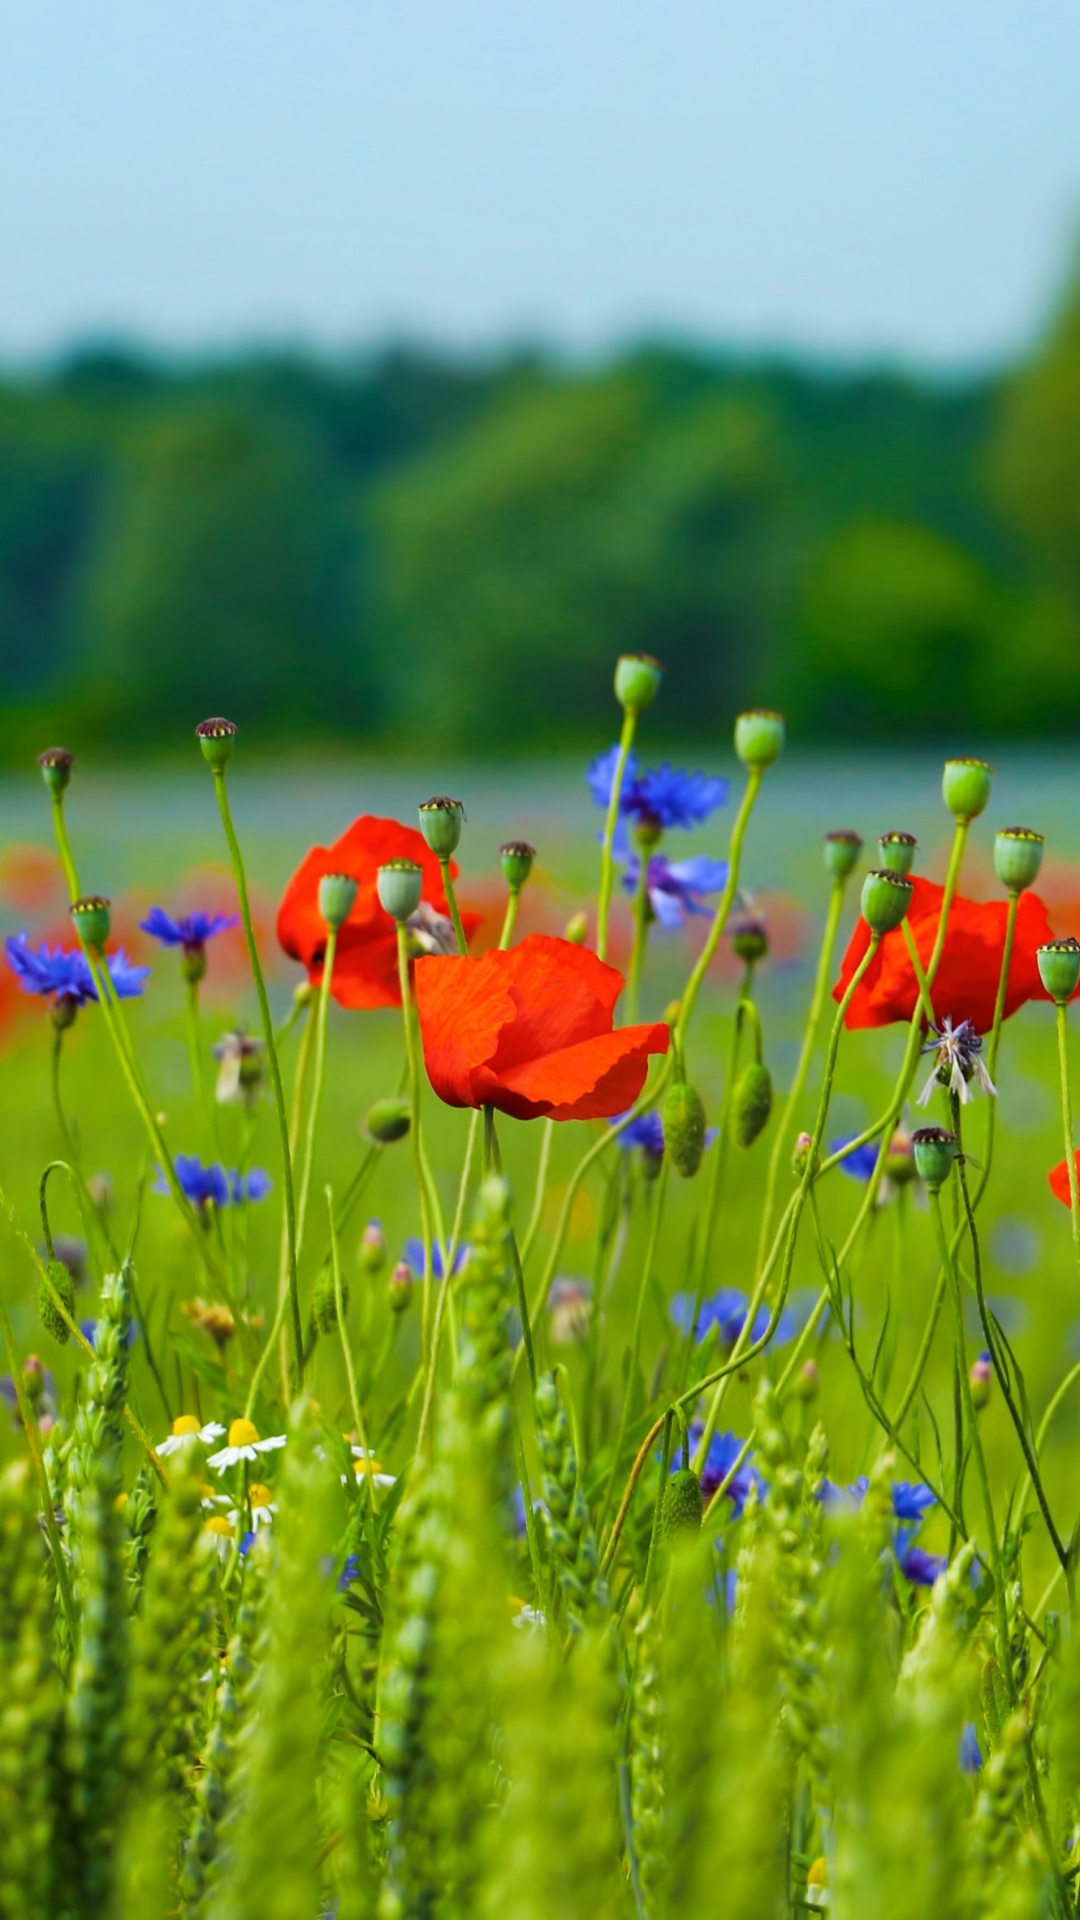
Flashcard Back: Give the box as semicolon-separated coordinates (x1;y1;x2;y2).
624;847;653;1025
675;767;763;1045
295;925;338;1269
439;858;468;955
901;918;937;1031
597;709;637;963
1055;998;1080;1271
50;790;80;899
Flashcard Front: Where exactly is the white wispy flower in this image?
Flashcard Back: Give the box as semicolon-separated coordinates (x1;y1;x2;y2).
917;1017;996;1109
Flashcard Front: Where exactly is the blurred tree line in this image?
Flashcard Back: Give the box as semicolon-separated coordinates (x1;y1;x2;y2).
3;255;1080;757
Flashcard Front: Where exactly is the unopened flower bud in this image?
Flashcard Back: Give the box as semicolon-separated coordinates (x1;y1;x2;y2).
995;827;1044;895
823;830;862;882
195;717;237;771
319;871;359;930
732;920;768;964
660;1465;703;1540
878;831;917;876
734;709;785;770
860;870;913;936
377;860;423;922
86;1170;113;1214
663;1081;707;1178
70;895;111;952
911;1125;958;1189
365;1098;411;1144
51;994;78;1033
358;1219;386;1274
792;1130;814;1176
662;998;681;1028
883;1129;917;1186
1037;938;1080;1004
733;1062;773;1148
614;653;663;715
942;757;993;824
794;1359;819;1403
563;911;588;945
969;1351;992;1411
38;746;75;795
419;797;465;858
387;1260;413;1314
500;840;535;891
38;1259;75;1345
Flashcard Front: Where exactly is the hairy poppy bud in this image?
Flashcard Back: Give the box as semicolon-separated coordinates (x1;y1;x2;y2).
1038;938;1080;1004
38;1259;75;1344
563;911;588;945
195;717;237;771
911;1125;958;1189
732;920;769;964
70;895;111;952
377;860;423;922
734;709;785;770
995;827;1044;895
500;840;535;891
663;1081;707;1178
733;1062;772;1148
387;1260;413;1314
419;797;464;858
318;871;359;930
942;757;994;824
860;870;913;936
38;746;75;796
878;830;917;876
661;1466;704;1540
366;1098;412;1144
794;1359;819;1403
970;1351;992;1412
823;830;862;882
614;653;663;715
358;1219;386;1274
312;1267;348;1336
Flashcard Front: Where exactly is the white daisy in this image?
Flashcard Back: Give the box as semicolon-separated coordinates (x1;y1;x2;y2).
156;1414;226;1457
227;1481;278;1530
349;1446;396;1489
207;1417;287;1474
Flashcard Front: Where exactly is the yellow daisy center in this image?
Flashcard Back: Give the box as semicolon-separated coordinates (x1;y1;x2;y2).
205;1515;233;1537
807;1858;828;1889
227;1417;259;1447
248;1483;272;1506
354;1456;384;1478
171;1413;201;1437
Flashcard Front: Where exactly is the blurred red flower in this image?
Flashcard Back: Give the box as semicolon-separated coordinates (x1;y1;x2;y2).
415;932;669;1122
277;815;479;1011
833;876;1063;1033
1048;1152;1080;1208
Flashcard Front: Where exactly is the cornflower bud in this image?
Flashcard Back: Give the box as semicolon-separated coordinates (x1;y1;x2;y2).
994;827;1044;894
792;1130;814;1176
860;869;914;936
318;871;359;929
878;830;917;875
70;894;111;952
823;830;862;881
1037;937;1080;1004
387;1261;413;1314
663;1082;707;1178
38;746;75;795
733;1062;772;1147
614;653;663;715
911;1125;958;1190
969;1350;992;1411
732;920;769;964
358;1219;386;1274
377;859;423;922
794;1359;819;1403
51;993;78;1033
942;756;994;824
734;709;785;770
418;797;465;858
366;1098;411;1144
500;840;535;891
195;716;237;771
883;1127;917;1186
563;911;588;944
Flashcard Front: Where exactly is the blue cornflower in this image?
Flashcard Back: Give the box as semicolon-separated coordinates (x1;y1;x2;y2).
818;1476;937;1525
616;1109;666;1156
899;1543;948;1587
891;1480;937;1523
831;1134;883;1182
5;933;148;1008
79;1318;138;1350
959;1722;983;1775
154;1155;270;1213
587;748;728;837
230;1168;272;1205
622;853;729;929
671;1286;794;1350
140;906;238;949
338;1552;360;1591
403;1237;470;1281
685;1426;764;1517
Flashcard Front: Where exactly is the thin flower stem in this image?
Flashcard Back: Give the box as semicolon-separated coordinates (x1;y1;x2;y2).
624;847;652;1025
50;790;80;899
598;1156;671;1531
519;1116;554;1268
49;1032;118;1272
597;709;637;963
275;999;316;1398
482;1103;537;1388
498;888;521;951
185;977;221;1152
439;858;469;955
675;766;764;1046
415;1112;480;1456
513;1413;547;1608
209;765;302;1381
1055;999;1080;1269
397;921;434;1363
327;1186;378;1513
901;918;937;1030
295;925;338;1268
986;889;1020;1082
677;967;753;1389
0;1297;77;1638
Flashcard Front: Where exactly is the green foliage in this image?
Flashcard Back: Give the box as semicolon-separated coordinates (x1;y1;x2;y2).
0;1461;64;1920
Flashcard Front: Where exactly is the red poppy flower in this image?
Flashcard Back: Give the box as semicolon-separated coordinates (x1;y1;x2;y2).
415;933;670;1122
1049;1152;1080;1207
277;815;480;1011
832;876;1064;1033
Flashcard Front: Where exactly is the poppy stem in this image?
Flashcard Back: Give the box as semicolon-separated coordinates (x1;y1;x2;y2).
326;1185;378;1515
675;766;764;1048
624;845;653;1025
498;887;521;951
596;709;638;963
49;785;80;900
396;921;435;1368
481;1103;537;1387
275;995;316;1402
676;964;754;1392
438;857;468;955
185;976;222;1157
519;1116;554;1268
1054;998;1080;1270
901;919;937;1030
295;925;338;1273
415;1113;480;1456
599;1157;670;1533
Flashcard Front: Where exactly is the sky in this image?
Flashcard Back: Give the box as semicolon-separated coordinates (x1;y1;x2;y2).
1;1;1078;368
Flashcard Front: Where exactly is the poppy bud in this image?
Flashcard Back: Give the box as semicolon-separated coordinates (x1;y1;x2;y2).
366;1098;411;1144
500;840;535;891
1038;938;1080;1003
195;717;237;772
358;1219;386;1274
823;830;862;882
733;1061;773;1148
942;757;994;824
792;1130;814;1176
51;994;78;1033
911;1125;958;1189
662;998;681;1027
38;746;75;796
663;1082;707;1178
794;1359;819;1403
860;870;913;936
969;1351;992;1411
70;895;111;952
995;827;1044;895
661;1466;704;1540
318;871;359;930
38;1259;75;1344
377;860;423;922
312;1267;348;1336
563;911;588;945
878;831;917;876
732;920;769;964
387;1260;413;1314
614;653;663;715
734;709;785;770
419;797;465;858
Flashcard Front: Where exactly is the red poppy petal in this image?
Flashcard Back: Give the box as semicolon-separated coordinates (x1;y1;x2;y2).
323;928;404;1010
1049;1152;1080;1207
478;1022;669;1123
488;934;623;1071
414;952;518;1108
277;815;458;969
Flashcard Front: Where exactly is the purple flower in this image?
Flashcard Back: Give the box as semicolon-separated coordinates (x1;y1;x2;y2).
959;1722;983;1774
831;1134;882;1182
891;1480;937;1523
403;1237;469;1281
899;1544;948;1587
686;1426;764;1518
338;1552;360;1591
154;1155;270;1212
140;907;238;949
819;1476;937;1526
616;1108;666;1156
671;1286;794;1350
622;853;729;929
587;748;728;837
230;1168;272;1205
5;933;148;1007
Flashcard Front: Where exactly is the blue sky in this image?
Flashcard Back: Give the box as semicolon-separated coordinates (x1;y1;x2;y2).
2;0;1078;366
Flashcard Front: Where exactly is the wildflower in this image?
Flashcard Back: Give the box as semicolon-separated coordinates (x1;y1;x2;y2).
212;1030;265;1105
153;1155;271;1214
227;1481;277;1529
277;814;481;1011
337;1553;360;1591
155;1413;226;1456
140;907;238;984
402;1237;469;1281
832;1127;922;1205
180;1299;237;1351
415;934;669;1123
207;1417;287;1473
358;1219;386;1273
832;876;1067;1033
671;1287;794;1350
899;1543;948;1586
509;1596;546;1629
5;932;148;1014
970;1351;993;1410
918;1016;996;1107
229;1168;272;1204
616;1107;665;1159
204;1514;234;1560
387;1261;413;1313
621;852;729;928
547;1277;592;1344
687;1426;764;1518
959;1722;984;1774
587;747;728;853
351;1446;396;1488
1048;1150;1080;1208
0;1354;57;1427
806;1857;829;1909
80;1316;138;1350
405;900;458;958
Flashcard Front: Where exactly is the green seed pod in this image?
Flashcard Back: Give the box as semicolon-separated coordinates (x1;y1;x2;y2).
377;859;423;922
366;1097;412;1143
911;1125;958;1189
734;708;785;770
733;1061;773;1148
878;830;917;875
942;756;993;824
614;652;663;715
732;919;769;964
311;1267;347;1336
661;1467;704;1541
500;839;535;891
995;826;1044;894
1037;937;1080;1003
38;745;75;795
823;830;862;881
318;870;359;929
860;868;914;936
418;797;465;858
195;715;237;771
70;895;111;952
663;1081;707;1178
37;1259;75;1344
